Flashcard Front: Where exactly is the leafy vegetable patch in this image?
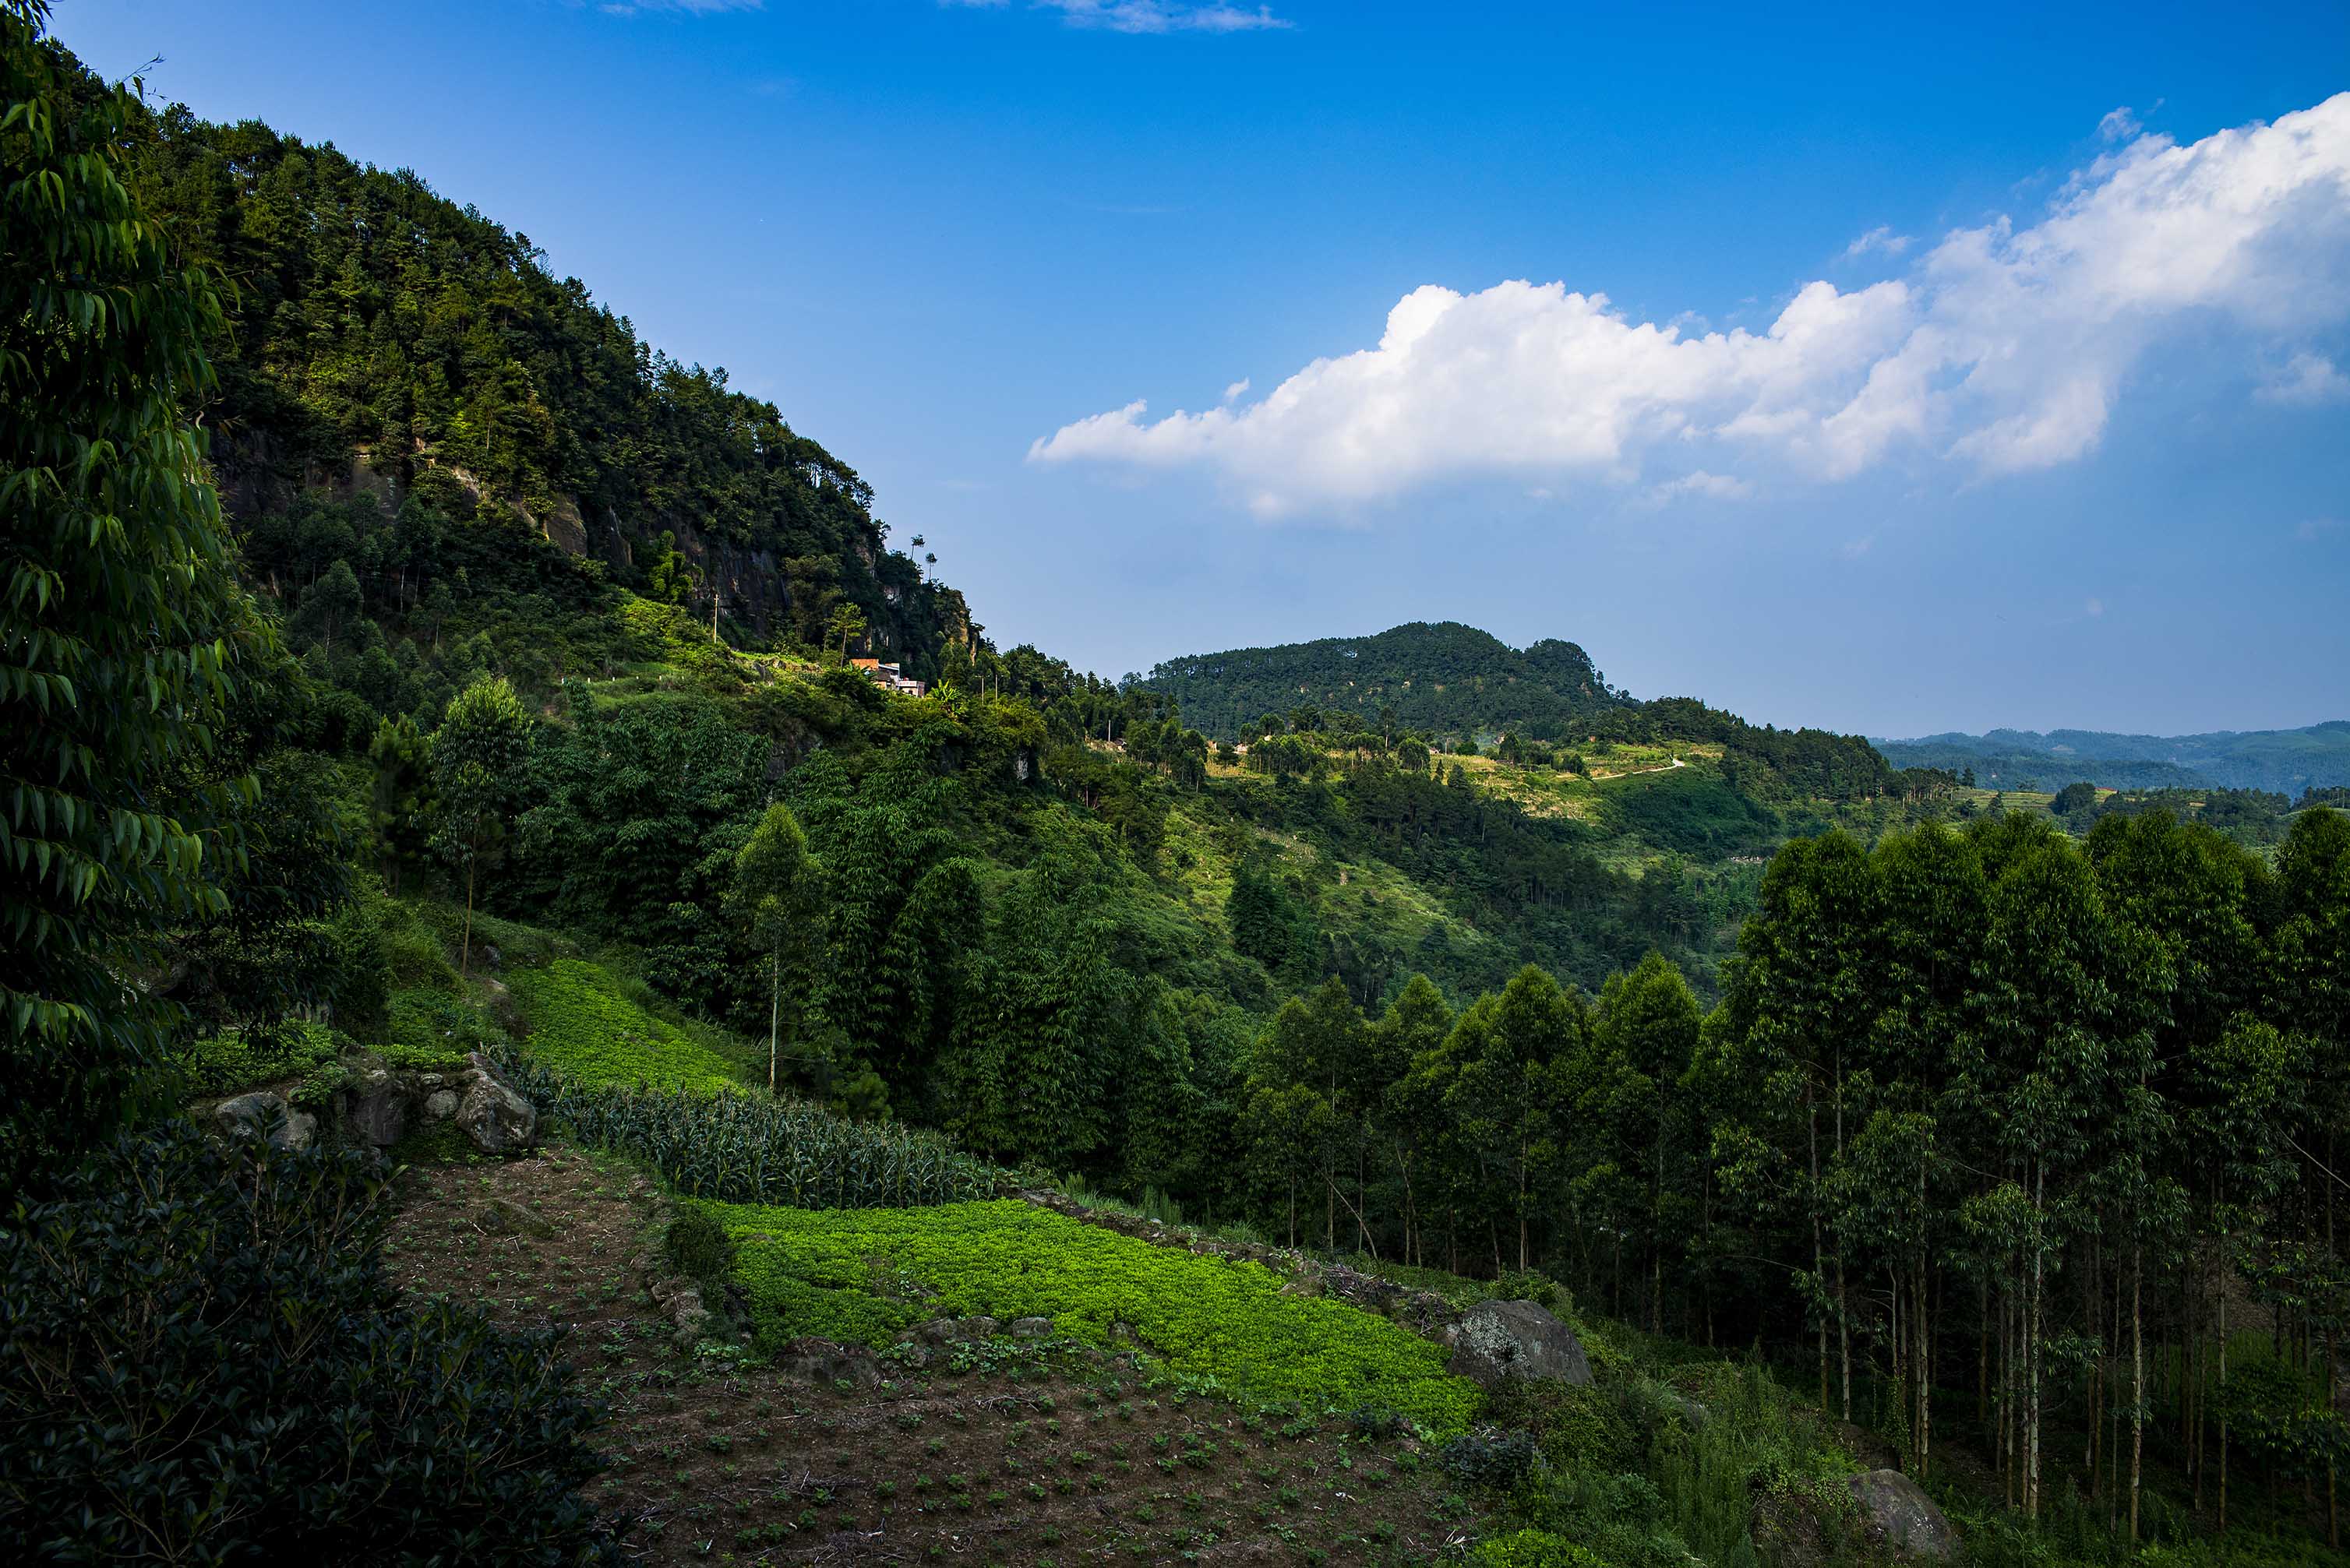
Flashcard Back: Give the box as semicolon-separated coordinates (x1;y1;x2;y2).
716;1198;1483;1435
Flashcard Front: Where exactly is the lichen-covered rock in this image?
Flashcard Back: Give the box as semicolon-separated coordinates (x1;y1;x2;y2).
1008;1316;1053;1338
212;1091;284;1140
212;1091;315;1150
344;1068;409;1147
1847;1468;1957;1560
425;1089;459;1120
455;1060;536;1154
1445;1299;1592;1388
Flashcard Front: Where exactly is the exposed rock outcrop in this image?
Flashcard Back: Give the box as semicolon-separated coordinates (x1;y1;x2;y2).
1444;1299;1592;1389
211;1091;316;1151
455;1052;538;1154
344;1066;409;1147
1847;1469;1957;1560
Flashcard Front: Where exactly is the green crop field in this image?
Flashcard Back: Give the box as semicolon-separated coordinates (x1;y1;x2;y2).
505;958;744;1093
714;1198;1484;1434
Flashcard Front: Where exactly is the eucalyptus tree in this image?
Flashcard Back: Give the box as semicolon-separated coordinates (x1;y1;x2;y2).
1373;974;1454;1268
2267;808;2350;1545
1580;953;1703;1331
1249;977;1373;1252
1437;965;1584;1274
1862;823;1986;1478
2087;809;2265;1530
1716;830;1879;1418
1961;815;2162;1517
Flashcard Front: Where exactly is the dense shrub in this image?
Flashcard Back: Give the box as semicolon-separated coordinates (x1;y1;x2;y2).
0;1123;616;1564
1471;1530;1613;1567
716;1197;1483;1433
1487;1377;1640;1473
665;1207;738;1281
1441;1424;1548;1489
175;1020;347;1098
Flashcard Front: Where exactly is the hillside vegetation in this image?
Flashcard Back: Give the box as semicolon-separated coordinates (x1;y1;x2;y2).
4;11;2345;1568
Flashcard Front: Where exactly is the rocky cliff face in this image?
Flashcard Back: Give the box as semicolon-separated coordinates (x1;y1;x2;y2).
219;442;965;674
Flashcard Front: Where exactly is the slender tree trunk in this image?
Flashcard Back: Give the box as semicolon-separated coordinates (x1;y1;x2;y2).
1518;1154;1530;1274
461;858;477;979
2132;1246;2144;1542
767;951;781;1094
1651;1124;1665;1336
1835;1069;1851;1423
2218;1284;2229;1535
1356;1143;1369;1256
1810;1090;1828;1415
2027;1165;2044;1520
1978;1277;1991;1428
1915;1258;1931;1481
2096;1250;2115;1495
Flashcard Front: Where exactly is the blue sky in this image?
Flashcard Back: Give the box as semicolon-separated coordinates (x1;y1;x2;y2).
55;0;2350;737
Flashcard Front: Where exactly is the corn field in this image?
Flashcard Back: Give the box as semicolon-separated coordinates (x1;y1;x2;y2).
492;1049;997;1210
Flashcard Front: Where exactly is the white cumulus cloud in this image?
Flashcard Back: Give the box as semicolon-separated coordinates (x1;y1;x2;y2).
599;0;761;14
1031;93;2350;516
944;0;1289;32
1643;470;1752;507
1844;225;1912;258
2259;350;2350;405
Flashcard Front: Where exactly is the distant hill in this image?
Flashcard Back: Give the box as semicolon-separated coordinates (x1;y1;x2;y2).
1138;621;1910;809
1874;721;2350;796
1135;621;1632;742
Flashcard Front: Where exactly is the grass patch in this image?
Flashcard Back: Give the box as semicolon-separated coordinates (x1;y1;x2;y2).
505;959;743;1092
382;987;498;1070
715;1198;1483;1435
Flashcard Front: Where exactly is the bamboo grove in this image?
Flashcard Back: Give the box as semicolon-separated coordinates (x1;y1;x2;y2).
1226;805;2350;1545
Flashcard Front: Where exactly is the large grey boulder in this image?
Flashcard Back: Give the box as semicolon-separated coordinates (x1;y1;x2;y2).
454;1059;537;1154
1445;1299;1593;1389
1847;1469;1957;1560
212;1091;316;1151
344;1068;409;1147
213;1091;284;1140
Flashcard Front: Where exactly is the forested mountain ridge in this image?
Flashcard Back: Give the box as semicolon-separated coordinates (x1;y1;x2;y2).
1877;719;2350;795
115;93;972;677
1139;619;1911;809
1138;620;1628;740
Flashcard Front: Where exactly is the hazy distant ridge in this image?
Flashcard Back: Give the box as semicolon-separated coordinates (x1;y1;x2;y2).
1872;721;2350;795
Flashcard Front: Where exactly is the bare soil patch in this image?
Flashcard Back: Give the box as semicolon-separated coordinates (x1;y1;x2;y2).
385;1144;1487;1565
